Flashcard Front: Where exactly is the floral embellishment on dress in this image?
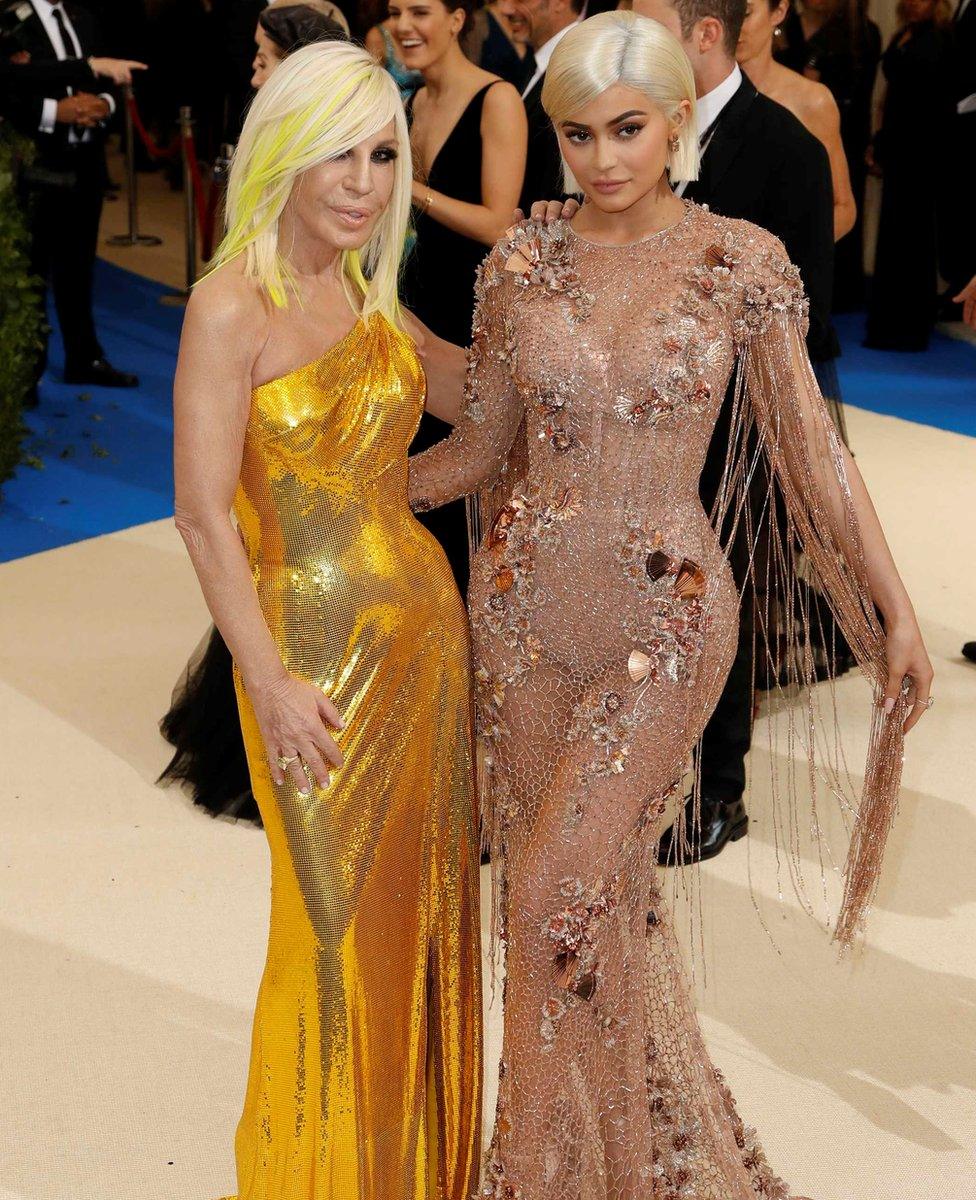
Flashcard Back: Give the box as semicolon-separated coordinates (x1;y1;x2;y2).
480;1155;524;1200
713;1070;791;1200
644;1030;705;1200
501;220;594;323
567;690;637;777
732;239;809;344
615;517;708;687
543;875;619;996
540;993;568;1047
613;387;674;427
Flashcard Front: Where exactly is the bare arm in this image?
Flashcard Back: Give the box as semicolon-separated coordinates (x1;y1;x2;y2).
805;88;857;241
173;274;344;792
413;82;527;247
408;243;524;509
401;309;467;425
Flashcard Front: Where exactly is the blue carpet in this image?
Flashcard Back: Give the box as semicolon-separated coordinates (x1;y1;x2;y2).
833;312;976;438
0;259;184;564
0;264;973;564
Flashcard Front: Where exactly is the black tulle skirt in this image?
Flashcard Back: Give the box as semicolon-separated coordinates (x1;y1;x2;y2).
158;625;261;825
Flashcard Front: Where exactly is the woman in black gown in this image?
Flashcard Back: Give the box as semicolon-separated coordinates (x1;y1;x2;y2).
865;0;956;349
392;0;526;594
777;0;882;310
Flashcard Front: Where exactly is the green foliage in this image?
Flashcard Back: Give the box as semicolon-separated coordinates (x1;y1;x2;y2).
0;126;44;494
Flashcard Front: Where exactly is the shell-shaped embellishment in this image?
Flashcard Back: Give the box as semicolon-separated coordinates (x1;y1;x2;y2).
494;567;515;593
487;505;517;549
504;237;542;276
646;549;673;582
705;243;734;271
674;558;706;599
628;649;652;683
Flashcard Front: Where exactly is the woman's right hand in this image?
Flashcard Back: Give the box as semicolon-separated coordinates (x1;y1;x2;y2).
249;673;346;794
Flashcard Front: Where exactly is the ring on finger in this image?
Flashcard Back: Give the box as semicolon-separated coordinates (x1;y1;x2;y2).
277;753;300;769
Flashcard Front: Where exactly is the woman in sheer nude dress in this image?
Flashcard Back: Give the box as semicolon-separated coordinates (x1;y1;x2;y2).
409;14;932;1200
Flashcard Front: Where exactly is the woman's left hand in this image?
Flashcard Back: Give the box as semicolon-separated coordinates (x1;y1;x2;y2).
883;615;934;734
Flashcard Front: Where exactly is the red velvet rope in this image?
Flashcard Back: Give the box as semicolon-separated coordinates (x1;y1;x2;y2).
125;91;178;162
125;92;222;260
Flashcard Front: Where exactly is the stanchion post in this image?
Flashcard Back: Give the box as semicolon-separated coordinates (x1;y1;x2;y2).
181;107;198;293
161;106;197;306
107;84;162;248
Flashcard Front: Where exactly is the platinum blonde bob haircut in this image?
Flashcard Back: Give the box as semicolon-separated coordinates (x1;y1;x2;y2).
542;11;699;190
208;40;411;321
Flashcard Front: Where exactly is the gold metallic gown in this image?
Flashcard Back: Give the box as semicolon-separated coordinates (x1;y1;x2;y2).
225;312;482;1200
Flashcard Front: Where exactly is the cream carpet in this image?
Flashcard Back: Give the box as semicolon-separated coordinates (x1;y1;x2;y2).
0;406;974;1199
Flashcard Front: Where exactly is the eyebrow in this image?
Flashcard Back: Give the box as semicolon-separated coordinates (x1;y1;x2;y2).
561;109;648;130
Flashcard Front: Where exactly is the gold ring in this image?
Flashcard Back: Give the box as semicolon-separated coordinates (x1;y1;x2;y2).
277;754;300;769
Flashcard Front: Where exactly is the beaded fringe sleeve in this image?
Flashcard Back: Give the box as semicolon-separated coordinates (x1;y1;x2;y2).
409;222;908;951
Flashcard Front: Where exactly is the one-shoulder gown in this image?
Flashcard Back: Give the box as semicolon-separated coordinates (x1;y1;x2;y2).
223;312;482;1200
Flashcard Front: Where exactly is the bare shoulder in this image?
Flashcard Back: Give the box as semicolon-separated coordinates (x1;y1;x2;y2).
184;261;270;360
798;78;841;137
482;77;525;120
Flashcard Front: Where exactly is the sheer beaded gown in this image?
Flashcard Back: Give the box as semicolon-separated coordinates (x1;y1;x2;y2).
408;201;906;1200
224;313;482;1200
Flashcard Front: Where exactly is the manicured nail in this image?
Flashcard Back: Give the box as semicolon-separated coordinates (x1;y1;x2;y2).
883;696;895;715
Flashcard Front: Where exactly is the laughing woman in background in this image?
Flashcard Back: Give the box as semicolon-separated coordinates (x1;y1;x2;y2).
394;0;527;595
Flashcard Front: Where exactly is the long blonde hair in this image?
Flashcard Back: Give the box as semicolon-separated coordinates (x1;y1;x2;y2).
207;40;411;321
542;11;699;189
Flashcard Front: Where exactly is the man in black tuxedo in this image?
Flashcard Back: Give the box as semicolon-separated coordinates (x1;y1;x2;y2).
516;0;583;212
5;0;138;388
634;0;834;864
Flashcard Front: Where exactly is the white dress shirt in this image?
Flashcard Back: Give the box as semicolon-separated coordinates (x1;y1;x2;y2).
521;21;580;99
675;63;742;197
32;0;115;138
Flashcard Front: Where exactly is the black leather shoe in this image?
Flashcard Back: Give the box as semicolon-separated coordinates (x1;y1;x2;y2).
963;641;976;664
657;794;749;866
64;357;139;388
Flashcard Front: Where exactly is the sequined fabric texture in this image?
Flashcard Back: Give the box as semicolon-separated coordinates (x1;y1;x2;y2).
227;314;482;1200
409;202;906;1200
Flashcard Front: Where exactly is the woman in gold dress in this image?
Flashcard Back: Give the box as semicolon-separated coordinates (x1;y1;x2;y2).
173;43;481;1199
409;14;933;1199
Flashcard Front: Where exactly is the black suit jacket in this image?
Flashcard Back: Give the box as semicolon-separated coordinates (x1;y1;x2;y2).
6;2;115;165
519;72;565;213
684;76;837;362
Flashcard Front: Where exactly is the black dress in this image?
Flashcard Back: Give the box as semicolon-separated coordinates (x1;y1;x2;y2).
401;80;504;597
159;625;259;822
778;6;882;310
865;20;956;350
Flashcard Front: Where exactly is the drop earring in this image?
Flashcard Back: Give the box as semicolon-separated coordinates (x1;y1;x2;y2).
669;134;680;154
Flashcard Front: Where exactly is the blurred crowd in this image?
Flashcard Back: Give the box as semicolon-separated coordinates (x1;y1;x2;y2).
0;0;973;403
